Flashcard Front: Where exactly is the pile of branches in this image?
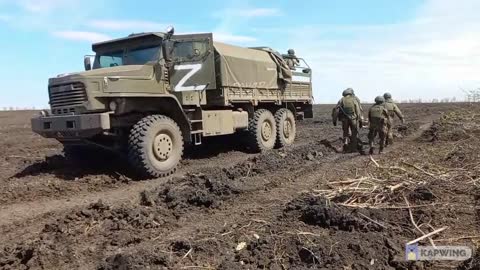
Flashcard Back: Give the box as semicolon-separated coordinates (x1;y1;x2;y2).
313;157;441;208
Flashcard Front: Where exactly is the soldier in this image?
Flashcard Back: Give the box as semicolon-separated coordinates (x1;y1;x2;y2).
285;49;300;70
351;89;364;115
333;88;363;152
383;92;405;146
368;96;389;155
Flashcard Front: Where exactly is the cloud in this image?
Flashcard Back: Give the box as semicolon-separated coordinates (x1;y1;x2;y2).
17;0;78;13
213;32;256;43
212;6;280;45
88;19;168;31
0;0;98;31
170;31;256;44
0;14;11;22
234;8;281;17
282;0;480;103
214;7;281;18
52;31;112;43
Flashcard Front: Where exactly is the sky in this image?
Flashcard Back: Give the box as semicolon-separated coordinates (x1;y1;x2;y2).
0;0;479;107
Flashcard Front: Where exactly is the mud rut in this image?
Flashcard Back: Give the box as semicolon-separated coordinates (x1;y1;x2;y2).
0;104;477;270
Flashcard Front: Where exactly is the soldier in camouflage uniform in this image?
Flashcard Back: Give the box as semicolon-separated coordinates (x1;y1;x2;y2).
332;88;363;152
285;49;300;70
383;92;405;146
350;89;364;115
368;96;389;154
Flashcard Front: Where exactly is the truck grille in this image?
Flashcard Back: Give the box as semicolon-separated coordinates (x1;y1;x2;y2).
49;82;87;109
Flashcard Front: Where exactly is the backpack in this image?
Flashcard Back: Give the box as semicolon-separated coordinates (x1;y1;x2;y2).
384;101;395;117
369;105;386;125
340;96;356;118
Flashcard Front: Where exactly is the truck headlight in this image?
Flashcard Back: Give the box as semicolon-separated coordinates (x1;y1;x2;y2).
109;100;117;111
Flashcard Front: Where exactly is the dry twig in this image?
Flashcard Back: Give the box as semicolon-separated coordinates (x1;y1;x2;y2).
407;227;448;245
403;195;436;247
358;213;388;229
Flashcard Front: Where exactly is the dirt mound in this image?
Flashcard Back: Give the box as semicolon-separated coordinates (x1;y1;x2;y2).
409;186;436;202
0;201;176;269
141;142;333;213
141;170;248;211
284;194;383;232
423;121;470;142
213;194;405;269
396;122;421;137
98;248;169;270
222;232;405;269
421;109;480;142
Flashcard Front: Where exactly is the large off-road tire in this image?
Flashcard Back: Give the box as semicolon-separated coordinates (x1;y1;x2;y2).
275;108;296;148
128;115;183;178
246;109;277;152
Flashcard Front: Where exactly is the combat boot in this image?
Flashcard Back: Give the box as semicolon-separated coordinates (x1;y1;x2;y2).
342;138;349;153
387;137;393;146
357;144;366;155
369;147;374;155
379;147;384;154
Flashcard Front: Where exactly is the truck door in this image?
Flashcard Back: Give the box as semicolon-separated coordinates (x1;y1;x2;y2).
167;33;216;92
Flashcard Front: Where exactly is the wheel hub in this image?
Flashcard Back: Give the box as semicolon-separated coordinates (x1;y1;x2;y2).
153;133;173;161
261;121;272;141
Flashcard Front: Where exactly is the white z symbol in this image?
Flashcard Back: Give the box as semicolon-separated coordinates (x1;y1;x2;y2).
174;64;206;91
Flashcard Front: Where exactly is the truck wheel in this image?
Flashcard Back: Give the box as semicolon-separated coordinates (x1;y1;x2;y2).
246;109;277;152
128;115;183;178
275;108;296;148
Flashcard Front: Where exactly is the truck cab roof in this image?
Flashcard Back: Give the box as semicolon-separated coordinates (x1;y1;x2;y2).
92;32;165;51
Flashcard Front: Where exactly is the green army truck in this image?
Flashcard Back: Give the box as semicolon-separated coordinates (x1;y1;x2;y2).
32;27;313;178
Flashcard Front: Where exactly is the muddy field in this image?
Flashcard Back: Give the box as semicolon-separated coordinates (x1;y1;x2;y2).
0;103;478;270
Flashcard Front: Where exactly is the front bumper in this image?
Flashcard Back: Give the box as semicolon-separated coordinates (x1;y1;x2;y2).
31;112;111;139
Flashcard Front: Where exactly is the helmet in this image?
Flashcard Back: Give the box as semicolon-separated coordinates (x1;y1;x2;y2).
375;96;385;104
342;88;353;96
383;92;392;99
288;49;295;55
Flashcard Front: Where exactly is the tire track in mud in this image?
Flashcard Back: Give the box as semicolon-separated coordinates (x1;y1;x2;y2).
0;115;333;228
0;151;256;226
0;121;330;246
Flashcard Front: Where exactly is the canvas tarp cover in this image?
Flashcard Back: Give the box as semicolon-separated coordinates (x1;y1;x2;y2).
214;42;291;89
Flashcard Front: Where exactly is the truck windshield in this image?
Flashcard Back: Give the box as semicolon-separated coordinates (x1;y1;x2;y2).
93;45;161;69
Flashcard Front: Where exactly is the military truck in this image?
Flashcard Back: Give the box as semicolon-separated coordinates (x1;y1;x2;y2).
32;27;313;178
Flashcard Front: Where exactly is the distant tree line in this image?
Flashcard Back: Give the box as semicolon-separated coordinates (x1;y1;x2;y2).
398;88;480;103
0;106;39;111
463;88;480;103
400;97;458;103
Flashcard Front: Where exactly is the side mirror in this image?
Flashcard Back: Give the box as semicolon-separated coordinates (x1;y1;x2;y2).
84;55;93;70
302;68;311;74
